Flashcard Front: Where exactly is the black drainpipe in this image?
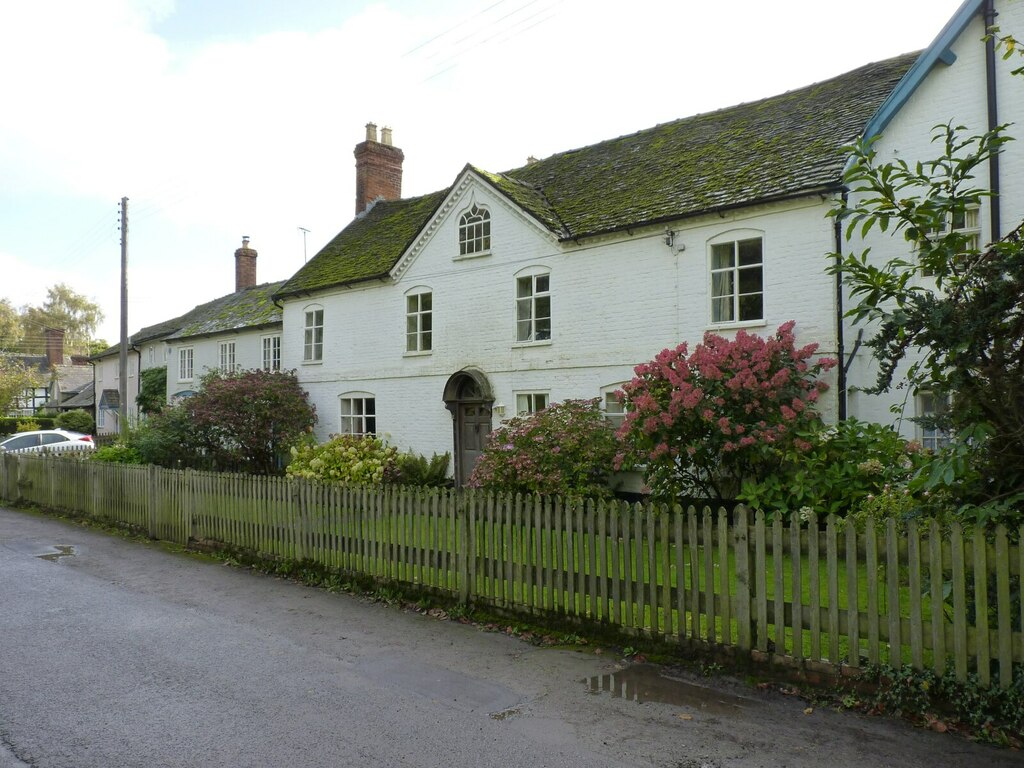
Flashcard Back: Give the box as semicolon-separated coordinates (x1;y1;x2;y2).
985;0;1002;240
833;190;848;421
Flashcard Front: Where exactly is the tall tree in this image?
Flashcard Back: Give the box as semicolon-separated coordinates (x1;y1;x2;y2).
0;299;21;352
0;358;41;416
19;283;104;356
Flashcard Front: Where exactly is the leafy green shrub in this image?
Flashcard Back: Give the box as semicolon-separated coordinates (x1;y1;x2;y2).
737;419;926;520
55;408;94;434
137;366;167;415
0;417;55;434
287;435;398;484
861;664;1024;744
16;419;40;433
467;399;617;499
386;451;451;487
93;443;143;464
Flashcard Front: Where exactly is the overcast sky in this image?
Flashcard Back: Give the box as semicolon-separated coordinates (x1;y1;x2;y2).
0;0;967;345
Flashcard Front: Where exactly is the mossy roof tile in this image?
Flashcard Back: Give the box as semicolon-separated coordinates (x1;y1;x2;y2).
165;281;285;340
276;52;917;296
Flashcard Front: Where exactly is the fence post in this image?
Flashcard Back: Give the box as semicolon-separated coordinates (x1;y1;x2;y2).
734;505;753;652
292;479;306;562
184;468;195;544
458;491;473;607
147;464;158;539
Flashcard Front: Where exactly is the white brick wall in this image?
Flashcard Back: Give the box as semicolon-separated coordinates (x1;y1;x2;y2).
166;327;282;401
842;0;1024;438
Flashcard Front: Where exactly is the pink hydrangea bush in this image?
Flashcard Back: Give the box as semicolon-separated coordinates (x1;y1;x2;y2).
616;321;836;500
467;398;617;498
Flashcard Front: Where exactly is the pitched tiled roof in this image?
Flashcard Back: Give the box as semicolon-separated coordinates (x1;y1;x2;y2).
165;281;285;341
276;191;449;299
276;52;918;298
58;380;95;409
92;282;286;358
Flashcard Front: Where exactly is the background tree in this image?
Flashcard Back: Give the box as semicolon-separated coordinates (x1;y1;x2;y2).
831;123;1024;517
0;358;41;416
19;283;104;356
616;322;835;501
0;299;22;351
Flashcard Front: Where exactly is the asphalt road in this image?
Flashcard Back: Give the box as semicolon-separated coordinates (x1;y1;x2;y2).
0;507;1017;768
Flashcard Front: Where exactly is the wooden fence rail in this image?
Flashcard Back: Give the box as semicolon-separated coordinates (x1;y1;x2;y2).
3;454;1021;688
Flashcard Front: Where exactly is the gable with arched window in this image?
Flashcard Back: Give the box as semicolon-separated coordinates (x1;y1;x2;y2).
458;204;491;256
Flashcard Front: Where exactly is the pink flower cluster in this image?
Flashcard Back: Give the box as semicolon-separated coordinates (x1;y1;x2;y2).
615;321;836;488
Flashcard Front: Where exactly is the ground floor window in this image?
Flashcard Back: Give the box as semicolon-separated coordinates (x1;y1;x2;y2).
515;391;548;416
918;391;950;451
340;395;376;436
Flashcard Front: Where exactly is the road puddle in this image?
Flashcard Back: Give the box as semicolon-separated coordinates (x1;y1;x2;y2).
585;665;751;715
37;545;76;562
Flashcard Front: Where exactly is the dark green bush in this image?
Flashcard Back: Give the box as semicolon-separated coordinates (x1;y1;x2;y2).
387;451;452;487
55;408;94;434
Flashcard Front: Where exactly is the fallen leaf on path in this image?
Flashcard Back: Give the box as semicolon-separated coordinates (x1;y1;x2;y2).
803;707;813;715
677;713;693;721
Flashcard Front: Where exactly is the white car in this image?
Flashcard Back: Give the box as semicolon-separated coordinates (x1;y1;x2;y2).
0;429;96;454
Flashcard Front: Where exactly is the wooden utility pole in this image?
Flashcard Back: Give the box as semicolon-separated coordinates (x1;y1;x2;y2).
118;197;129;434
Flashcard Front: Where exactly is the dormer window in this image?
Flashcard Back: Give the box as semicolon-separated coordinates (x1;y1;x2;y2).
459;204;491;256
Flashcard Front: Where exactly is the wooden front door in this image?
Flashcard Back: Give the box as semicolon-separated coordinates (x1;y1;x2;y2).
443;370;494;486
456;401;491;485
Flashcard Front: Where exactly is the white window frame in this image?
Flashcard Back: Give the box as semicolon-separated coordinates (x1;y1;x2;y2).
262;334;281;372
218;341;236;373
923;204;982;277
708;231;764;326
405;288;433;354
458;203;491;257
304;306;324;362
178;347;194;382
339;393;376;436
601;384;629;431
918;390;951;452
515;391;549;416
514;267;551;344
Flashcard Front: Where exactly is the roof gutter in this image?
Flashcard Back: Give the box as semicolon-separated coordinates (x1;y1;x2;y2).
833;191;849;421
984;0;1002;241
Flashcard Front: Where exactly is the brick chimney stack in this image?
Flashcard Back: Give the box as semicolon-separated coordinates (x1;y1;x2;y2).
354;122;404;215
234;235;257;292
45;327;65;368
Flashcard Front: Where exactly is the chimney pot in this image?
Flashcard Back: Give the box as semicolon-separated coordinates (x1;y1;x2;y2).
380;126;392;146
365;122;378;142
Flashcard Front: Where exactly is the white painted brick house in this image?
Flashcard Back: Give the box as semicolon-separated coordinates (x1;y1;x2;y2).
92;238;284;433
275;0;1022;484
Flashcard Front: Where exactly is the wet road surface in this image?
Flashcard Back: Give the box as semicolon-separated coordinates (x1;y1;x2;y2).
0;507;1016;768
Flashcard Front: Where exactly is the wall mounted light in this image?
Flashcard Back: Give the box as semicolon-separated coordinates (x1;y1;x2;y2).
664;229;675;247
493;403;506;417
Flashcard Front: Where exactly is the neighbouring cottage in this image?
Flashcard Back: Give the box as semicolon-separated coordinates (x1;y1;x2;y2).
4;328;92;418
91;238;285;434
273;0;1024;485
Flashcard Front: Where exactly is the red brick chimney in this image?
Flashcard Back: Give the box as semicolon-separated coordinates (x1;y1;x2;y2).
235;236;257;292
354;122;404;215
45;327;65;368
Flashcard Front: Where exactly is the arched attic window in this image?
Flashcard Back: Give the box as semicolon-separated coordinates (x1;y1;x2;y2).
459;204;491;256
